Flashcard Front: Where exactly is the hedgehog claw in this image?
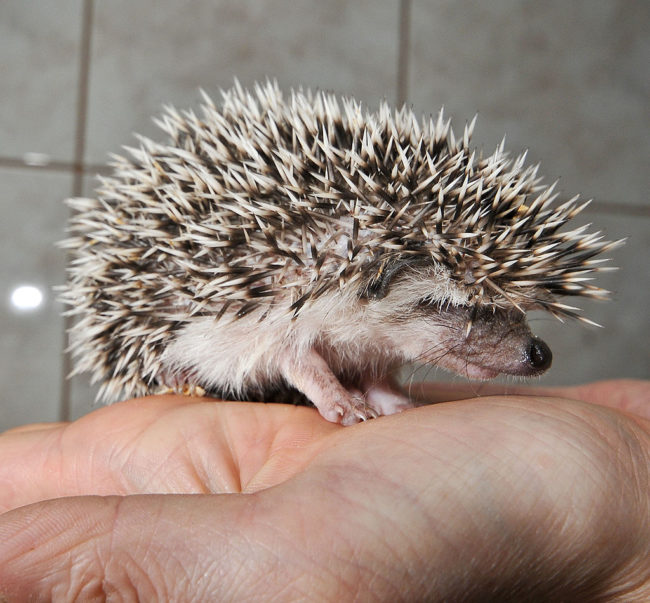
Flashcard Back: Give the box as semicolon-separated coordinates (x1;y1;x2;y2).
337;391;379;425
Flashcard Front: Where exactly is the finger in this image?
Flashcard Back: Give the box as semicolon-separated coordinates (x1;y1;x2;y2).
0;395;339;513
1;422;69;436
0;492;380;601
0;495;252;601
410;379;650;420
407;379;597;402
556;380;650;420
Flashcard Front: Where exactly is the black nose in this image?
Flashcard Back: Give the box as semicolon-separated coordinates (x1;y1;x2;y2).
527;337;552;372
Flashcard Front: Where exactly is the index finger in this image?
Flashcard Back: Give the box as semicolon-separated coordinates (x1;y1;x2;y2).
408;379;650;420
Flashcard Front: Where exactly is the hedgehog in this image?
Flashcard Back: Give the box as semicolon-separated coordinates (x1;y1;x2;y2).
60;80;622;425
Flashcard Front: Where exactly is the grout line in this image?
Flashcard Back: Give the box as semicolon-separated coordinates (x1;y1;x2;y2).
60;0;94;422
0;156;110;175
72;0;94;196
396;0;412;107
584;201;650;218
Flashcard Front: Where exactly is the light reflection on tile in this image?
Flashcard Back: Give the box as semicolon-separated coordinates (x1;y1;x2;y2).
0;169;71;430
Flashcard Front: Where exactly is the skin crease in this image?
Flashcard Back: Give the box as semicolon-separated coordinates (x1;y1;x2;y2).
0;380;648;600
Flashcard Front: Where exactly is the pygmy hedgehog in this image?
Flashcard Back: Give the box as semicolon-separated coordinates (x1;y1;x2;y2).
60;81;622;425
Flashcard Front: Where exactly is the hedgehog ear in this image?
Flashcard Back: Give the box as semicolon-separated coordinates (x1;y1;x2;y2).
361;258;412;300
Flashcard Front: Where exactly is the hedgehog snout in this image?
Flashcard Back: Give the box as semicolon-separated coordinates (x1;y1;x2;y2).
413;305;555;380
462;315;553;378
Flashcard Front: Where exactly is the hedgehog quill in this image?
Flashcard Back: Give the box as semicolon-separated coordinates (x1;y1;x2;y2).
60;81;622;425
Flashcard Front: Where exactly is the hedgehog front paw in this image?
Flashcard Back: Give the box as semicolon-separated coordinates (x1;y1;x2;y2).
363;382;415;416
324;390;379;426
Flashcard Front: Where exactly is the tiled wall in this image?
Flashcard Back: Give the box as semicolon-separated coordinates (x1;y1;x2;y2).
2;0;648;430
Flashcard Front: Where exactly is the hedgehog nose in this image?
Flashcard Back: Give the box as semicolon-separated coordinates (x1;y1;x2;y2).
527;337;552;372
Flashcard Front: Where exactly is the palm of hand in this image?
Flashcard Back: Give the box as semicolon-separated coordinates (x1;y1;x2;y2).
0;382;648;600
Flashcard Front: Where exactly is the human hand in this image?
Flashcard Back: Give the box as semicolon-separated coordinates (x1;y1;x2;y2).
0;380;648;600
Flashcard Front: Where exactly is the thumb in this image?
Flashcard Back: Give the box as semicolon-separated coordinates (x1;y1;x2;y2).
0;494;266;601
0;488;379;601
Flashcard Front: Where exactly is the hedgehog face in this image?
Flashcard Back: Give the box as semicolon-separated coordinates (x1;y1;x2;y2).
361;266;552;380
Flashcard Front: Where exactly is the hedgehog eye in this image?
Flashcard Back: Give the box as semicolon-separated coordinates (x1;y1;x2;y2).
363;275;391;300
362;261;404;300
361;258;424;300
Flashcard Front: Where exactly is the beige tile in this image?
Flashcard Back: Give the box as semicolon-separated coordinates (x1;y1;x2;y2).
0;1;83;162
409;1;649;208
85;0;400;164
0;168;71;430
